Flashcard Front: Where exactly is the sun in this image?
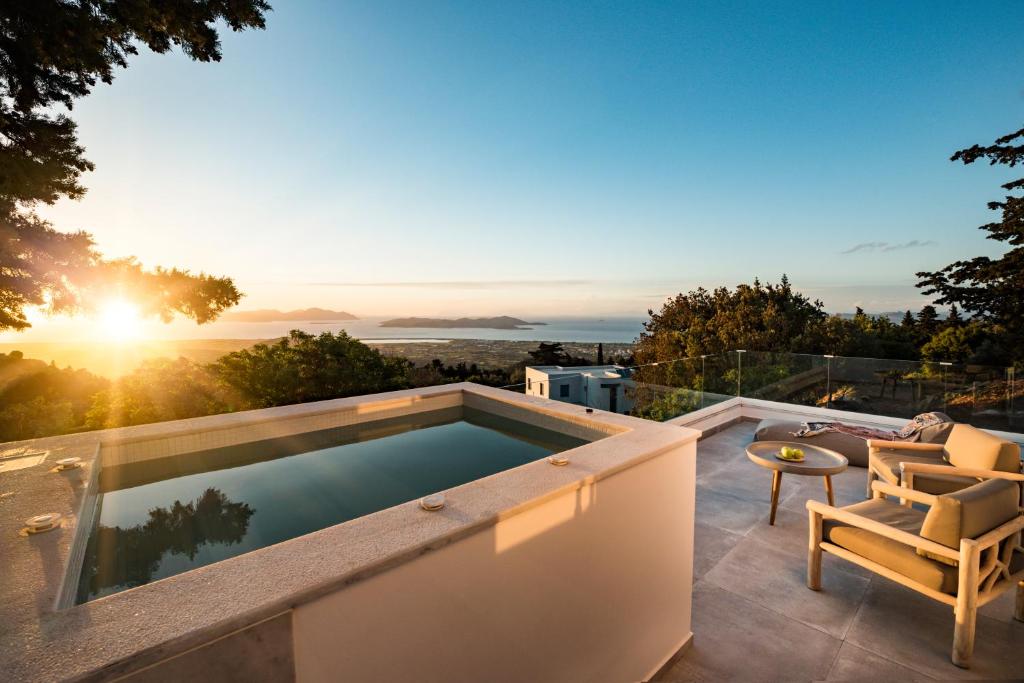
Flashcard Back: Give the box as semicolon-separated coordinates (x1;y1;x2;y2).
98;299;144;341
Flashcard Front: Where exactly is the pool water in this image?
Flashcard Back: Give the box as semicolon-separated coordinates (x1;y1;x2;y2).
76;406;589;603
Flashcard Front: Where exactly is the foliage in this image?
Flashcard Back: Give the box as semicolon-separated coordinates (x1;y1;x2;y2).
0;212;243;330
213;331;408;408
85;358;236;429
526;341;591;366
635;277;958;364
0;351;108;440
0;1;270;330
917;125;1024;358
920;323;994;365
635;276;827;364
411;358;517;388
630;387;701;422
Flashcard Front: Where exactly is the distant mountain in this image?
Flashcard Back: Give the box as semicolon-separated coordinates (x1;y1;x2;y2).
221;308;358;322
379;316;546;330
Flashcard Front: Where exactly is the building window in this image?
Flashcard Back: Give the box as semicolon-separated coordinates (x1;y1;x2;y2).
540;383;545;396
559;384;570;398
527;378;532;391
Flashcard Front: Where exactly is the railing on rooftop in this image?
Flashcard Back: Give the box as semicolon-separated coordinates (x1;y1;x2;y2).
500;350;1020;432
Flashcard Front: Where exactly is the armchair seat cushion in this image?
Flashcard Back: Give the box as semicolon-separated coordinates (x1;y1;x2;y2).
869;450;979;494
823;499;959;594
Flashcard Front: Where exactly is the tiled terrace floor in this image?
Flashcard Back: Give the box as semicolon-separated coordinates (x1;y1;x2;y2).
657;421;1024;681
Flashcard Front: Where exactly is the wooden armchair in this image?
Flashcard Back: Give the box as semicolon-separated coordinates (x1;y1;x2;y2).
866;423;1022;498
807;472;1024;668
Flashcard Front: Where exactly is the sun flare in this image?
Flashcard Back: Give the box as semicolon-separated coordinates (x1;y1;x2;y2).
98;299;143;341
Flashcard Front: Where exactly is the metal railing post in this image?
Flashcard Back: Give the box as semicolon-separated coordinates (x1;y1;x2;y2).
940;362;952;414
736;350;746;397
700;355;707;409
824;355;834;409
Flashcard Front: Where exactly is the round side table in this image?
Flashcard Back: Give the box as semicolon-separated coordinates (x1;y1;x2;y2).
745;441;848;525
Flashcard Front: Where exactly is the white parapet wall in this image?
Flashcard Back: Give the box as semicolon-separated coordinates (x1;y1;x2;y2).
293;432;695;683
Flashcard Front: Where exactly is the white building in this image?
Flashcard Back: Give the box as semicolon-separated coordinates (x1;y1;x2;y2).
525;365;634;414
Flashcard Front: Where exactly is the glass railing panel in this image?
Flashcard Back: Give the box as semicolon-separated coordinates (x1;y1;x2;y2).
508;349;1020;434
626;353;735;422
736;353;1019;433
738;351;824;406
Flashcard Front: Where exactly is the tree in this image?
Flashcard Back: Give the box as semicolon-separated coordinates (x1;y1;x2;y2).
946;303;964;327
920;324;991;364
528;342;568;365
85;358;236;429
213;330;408;408
917;305;940;337
0;1;271;330
0;351;109;440
917;125;1024;357
900;310;916;329
635;276;827;362
596;343;605;365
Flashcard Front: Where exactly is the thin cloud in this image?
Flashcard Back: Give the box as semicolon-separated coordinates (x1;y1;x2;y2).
304;279;594;290
841;240;936;254
883;239;937;252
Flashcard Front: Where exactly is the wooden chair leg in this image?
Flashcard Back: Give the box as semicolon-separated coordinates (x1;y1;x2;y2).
866;468;877;499
1015;580;1024;623
807;509;822;590
823;475;835;507
952;543;981;668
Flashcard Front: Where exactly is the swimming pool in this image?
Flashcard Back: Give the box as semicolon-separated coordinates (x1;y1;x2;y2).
75;405;590;603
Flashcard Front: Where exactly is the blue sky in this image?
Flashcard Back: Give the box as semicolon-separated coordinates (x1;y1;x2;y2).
33;0;1024;324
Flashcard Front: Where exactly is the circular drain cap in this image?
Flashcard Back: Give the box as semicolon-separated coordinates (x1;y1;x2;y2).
25;513;61;533
420;494;446;511
547;454;569;466
55;457;81;470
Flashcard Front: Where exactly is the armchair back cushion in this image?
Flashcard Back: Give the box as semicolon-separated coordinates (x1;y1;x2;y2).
917;413;955;444
919;479;1020;565
944;424;1021;472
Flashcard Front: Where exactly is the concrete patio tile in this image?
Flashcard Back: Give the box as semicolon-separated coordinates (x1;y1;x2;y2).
979;585;1021;624
824;642;934;681
656;581;841;682
744;507;874;580
694;451;733;479
692;521;742;581
845;578;1024;680
779;470;867;514
696;459;798;504
703;536;869;639
694;485;771;535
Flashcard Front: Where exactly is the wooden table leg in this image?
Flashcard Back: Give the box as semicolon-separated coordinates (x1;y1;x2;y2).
770;470;782;525
824;475;835;507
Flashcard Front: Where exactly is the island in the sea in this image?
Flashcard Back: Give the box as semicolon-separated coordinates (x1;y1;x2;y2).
221;308;358;322
379;316;546;330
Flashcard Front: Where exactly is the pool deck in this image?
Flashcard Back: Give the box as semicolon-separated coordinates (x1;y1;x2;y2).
656;421;1024;681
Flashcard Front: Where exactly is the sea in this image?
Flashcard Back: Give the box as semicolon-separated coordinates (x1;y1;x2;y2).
0;315;647;345
190;316;647;344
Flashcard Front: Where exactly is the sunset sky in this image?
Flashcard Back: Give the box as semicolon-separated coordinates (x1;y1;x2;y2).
18;1;1024;340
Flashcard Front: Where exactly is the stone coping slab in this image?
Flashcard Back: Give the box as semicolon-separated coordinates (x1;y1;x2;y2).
0;382;699;682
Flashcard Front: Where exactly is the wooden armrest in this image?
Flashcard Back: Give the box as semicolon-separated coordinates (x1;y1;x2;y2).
870;480;937;506
867;440;944;453
967;514;1024;549
805;499;959;560
901;462;1024;481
